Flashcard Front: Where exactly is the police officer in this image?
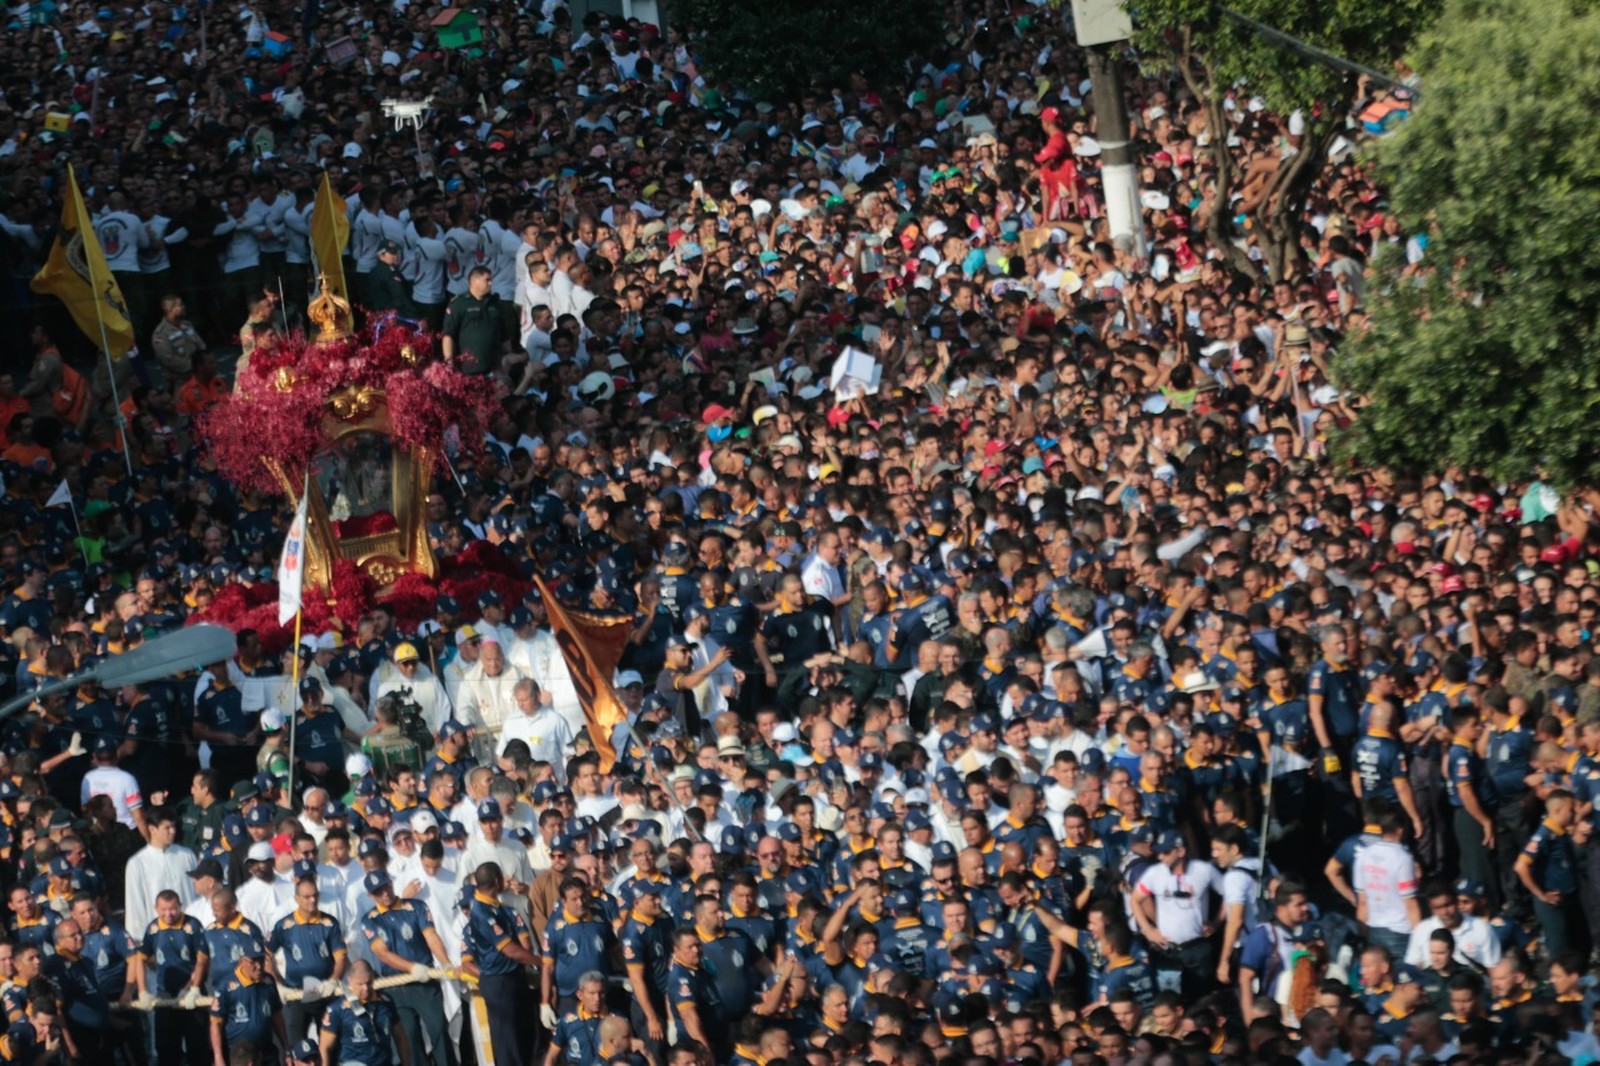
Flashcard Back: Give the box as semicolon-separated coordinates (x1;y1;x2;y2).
138;888;209;1066
359;870;450;1066
1445;707;1500;910
43;919;110;1060
545;971;615;1066
209;946;286;1066
293;677;352;798
367;239;420;319
462;862;538;1066
540;877;618;1022
178;771;229;855
193;659;256;790
266;869;347;1043
1515;790;1588;959
1484;689;1536;913
441;265;507;375
618;880;674;1055
689;896;765;1028
319;960;408;1066
886;573;954;674
666;926;724;1057
1350;701;1424;837
204;887;268;993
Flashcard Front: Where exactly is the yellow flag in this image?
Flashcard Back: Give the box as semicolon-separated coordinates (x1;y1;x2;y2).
310;170;350;303
30;165;134;358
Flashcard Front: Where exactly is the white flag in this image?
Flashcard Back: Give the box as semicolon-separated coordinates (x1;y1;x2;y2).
277;492;309;626
45;479;72;508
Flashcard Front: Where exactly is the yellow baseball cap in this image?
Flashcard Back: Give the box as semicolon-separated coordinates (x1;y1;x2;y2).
393;642;420;663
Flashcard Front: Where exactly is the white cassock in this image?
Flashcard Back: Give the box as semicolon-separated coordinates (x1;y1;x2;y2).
458;836;532;914
236;874;294;933
508;629;582;739
317;862;358;928
442;657;475;708
185;893;215;928
124;844;197;937
454;664;525;741
496;708;575;774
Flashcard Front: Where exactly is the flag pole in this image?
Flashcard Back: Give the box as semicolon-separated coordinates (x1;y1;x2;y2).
285;468;310;805
48;481;90;568
95;314;133;479
71;165;134;479
441;450;467;495
69;164;133;473
287;595;304;804
67;500;89;569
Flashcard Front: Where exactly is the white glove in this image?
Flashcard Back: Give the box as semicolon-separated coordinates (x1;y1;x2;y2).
410;962;432;978
179;987;200;1010
67;732;86;757
540;1004;558;1030
319;979;342;999
134;991;155;1011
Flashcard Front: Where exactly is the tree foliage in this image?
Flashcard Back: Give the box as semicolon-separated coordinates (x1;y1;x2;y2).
674;0;943;103
1335;0;1600;488
1131;0;1438;280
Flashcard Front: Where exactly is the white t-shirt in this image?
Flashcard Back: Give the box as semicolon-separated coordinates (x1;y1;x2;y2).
1352;838;1417;934
1221;860;1262;933
1404;914;1502;970
82;765;142;829
497;708;576;769
1135;859;1221;943
801;554;845;601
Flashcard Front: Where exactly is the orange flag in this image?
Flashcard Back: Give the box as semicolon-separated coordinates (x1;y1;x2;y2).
532;575;633;773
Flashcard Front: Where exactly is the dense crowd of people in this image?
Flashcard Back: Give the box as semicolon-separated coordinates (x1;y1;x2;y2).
0;0;1594;1066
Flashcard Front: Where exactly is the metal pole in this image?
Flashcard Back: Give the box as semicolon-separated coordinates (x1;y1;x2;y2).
613;715;703;844
1086;45;1148;258
94;316;134;478
441;451;467;495
66;501;89;570
1219;8;1414;96
75;166;135;479
285;470;310;803
1259;750;1276;903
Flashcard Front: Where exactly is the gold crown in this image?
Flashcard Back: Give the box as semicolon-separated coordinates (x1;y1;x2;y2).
307;273;353;343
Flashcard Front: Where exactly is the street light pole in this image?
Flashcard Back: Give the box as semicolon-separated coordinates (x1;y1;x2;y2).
1086;44;1148;258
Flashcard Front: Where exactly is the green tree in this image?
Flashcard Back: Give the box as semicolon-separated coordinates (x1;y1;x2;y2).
1131;0;1437;280
673;0;943;103
1336;0;1600;488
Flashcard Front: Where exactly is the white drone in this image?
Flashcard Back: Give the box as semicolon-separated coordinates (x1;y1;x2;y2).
380;97;433;133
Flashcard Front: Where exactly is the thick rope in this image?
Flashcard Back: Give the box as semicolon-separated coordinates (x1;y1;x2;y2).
132;966;475;1010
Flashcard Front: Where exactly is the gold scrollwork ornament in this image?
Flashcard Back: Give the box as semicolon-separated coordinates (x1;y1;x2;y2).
328;385;382;421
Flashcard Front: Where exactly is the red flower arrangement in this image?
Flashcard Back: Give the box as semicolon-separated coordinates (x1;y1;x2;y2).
383;571;440;631
195;317;496;496
188;542;531;656
331;512;399;538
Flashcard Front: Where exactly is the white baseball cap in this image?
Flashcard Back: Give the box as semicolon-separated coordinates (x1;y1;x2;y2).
345;753;373;778
246;842;275;863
